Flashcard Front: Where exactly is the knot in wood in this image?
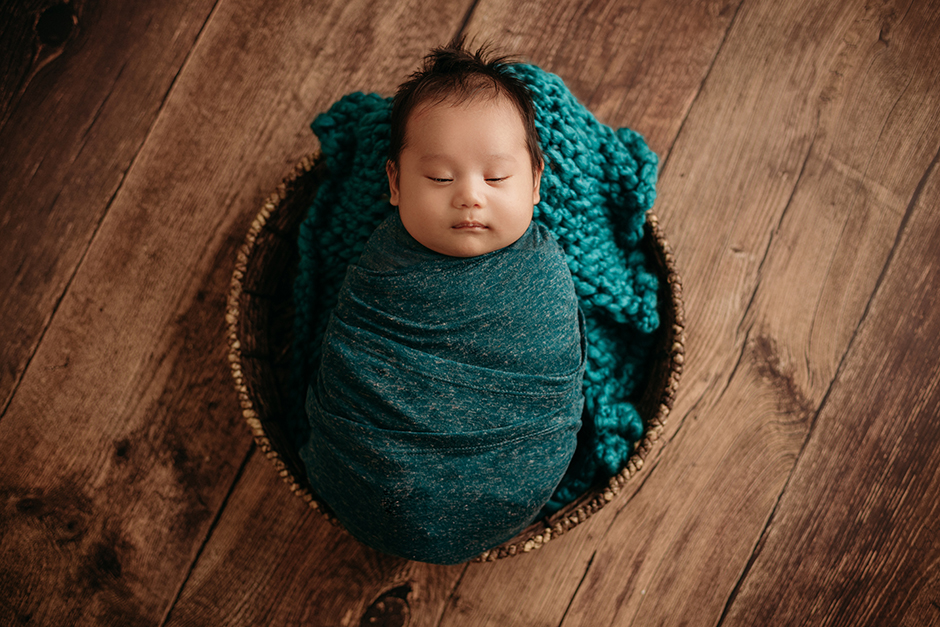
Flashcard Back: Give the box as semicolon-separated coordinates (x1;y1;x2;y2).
35;3;76;47
359;584;411;627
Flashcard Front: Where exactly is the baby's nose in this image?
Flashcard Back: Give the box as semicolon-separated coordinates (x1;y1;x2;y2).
453;178;486;208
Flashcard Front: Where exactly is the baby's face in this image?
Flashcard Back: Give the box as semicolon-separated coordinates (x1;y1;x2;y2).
387;95;542;257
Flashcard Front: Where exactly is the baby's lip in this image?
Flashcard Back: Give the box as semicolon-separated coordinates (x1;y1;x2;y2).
453;221;487;229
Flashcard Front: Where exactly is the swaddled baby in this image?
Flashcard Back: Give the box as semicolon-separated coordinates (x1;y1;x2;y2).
301;41;585;564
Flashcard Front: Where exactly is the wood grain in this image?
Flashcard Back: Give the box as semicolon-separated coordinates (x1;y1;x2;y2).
0;0;217;415
0;0;474;624
557;0;940;625
463;0;740;157
720;143;940;626
2;0;939;624
150;0;482;625
163;450;465;627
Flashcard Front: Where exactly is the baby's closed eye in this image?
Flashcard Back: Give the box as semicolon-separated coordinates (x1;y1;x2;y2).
424;176;509;183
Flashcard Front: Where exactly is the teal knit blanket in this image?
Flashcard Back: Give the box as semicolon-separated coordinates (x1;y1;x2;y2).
293;64;660;514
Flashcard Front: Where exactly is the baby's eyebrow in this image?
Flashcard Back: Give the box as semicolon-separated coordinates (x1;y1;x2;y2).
417;153;518;163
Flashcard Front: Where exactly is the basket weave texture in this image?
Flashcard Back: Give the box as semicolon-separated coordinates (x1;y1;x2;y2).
226;152;685;561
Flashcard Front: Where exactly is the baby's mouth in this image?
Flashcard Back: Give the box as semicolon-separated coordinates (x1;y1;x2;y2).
453;221;487;229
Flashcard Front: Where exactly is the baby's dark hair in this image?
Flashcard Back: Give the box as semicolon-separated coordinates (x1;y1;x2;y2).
387;38;544;175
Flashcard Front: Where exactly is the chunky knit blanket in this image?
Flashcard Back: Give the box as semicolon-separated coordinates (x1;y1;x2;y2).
293;64;660;514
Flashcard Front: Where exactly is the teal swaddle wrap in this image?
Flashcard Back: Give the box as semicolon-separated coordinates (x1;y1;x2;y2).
302;214;584;564
292;64;660;561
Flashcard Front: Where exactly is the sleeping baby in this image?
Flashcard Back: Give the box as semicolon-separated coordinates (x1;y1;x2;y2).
300;40;585;564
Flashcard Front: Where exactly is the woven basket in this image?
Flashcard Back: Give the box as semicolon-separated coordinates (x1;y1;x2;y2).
226;152;685;562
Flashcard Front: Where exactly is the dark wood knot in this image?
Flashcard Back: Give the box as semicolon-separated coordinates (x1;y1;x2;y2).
35;3;76;47
359;584;411;627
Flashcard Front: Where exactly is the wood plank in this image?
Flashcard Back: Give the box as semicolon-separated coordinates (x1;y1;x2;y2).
0;0;474;625
0;0;217;414
557;1;940;626
154;1;480;625
720;144;940;625
0;222;243;627
464;0;740;157
163;450;465;627
439;0;940;625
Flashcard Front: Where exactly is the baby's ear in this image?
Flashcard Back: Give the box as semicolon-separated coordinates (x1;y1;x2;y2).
386;160;400;206
532;164;543;206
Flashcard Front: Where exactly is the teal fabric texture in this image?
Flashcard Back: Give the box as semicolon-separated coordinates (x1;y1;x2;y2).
301;214;585;564
291;64;660;532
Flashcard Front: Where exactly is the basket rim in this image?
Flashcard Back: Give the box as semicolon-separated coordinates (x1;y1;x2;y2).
226;151;686;561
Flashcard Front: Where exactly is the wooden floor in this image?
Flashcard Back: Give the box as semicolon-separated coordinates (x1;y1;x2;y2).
2;0;940;624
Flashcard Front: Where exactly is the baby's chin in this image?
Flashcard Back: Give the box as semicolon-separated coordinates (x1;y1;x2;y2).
423;233;516;258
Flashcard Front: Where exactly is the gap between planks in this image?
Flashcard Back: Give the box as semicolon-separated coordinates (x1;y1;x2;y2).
715;61;940;627
159;442;258;627
0;0;223;423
